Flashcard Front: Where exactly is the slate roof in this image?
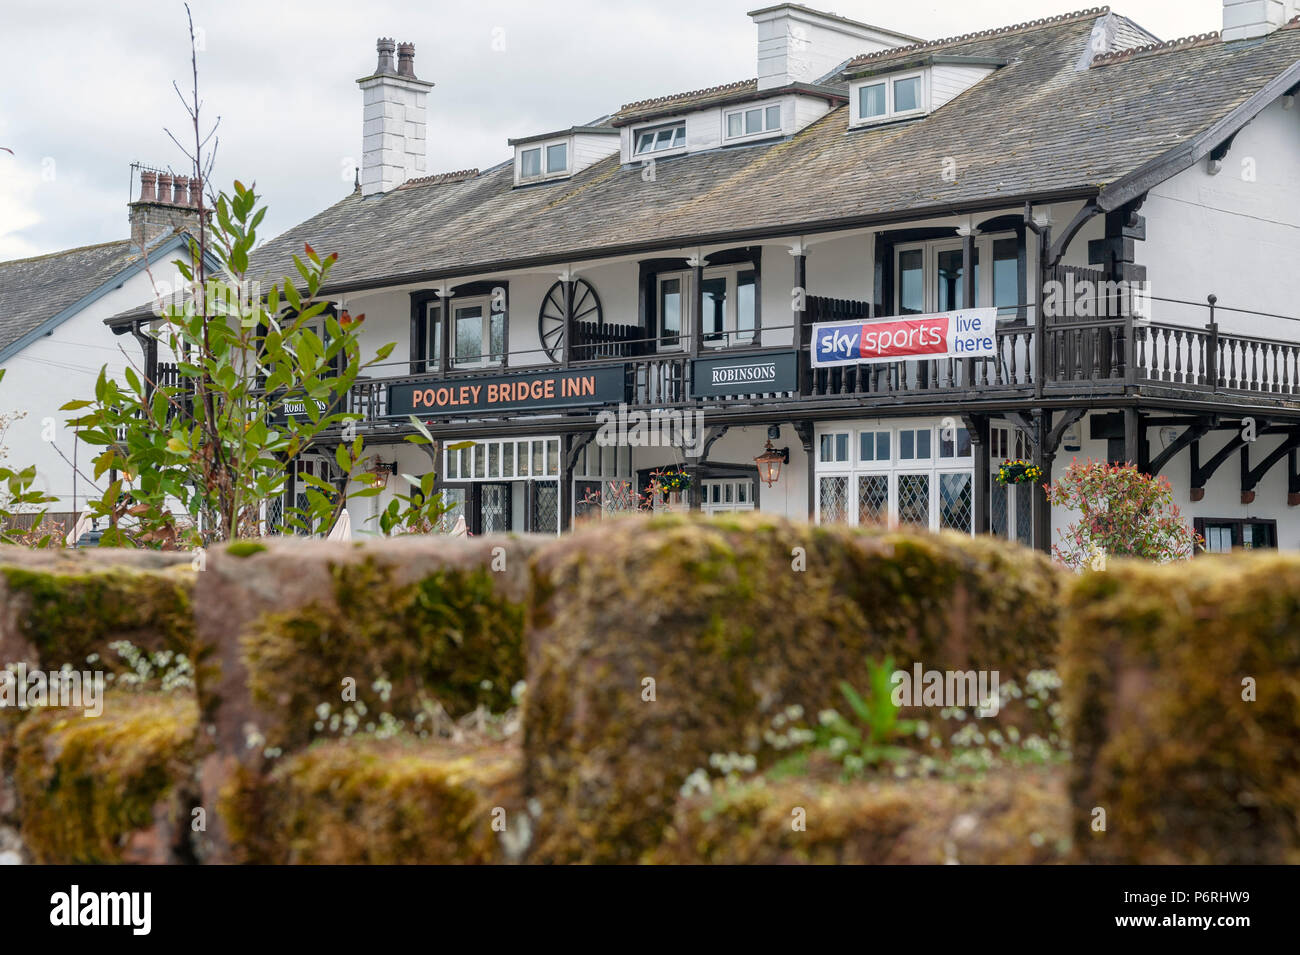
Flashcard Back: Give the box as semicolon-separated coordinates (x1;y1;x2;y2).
0;239;140;355
109;7;1300;320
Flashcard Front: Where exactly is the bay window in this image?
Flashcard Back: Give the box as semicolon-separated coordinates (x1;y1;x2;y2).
815;422;973;532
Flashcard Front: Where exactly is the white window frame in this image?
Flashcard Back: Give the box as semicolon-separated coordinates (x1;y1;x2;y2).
516;137;572;184
449;295;504;369
813;422;974;533
700;478;756;514
655;265;758;351
893;232;1018;316
443;436;563;482
722;101;783;144
850;69;928;127
632;120;687;159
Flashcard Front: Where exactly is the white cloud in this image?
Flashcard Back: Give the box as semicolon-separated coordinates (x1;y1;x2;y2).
0;0;1224;259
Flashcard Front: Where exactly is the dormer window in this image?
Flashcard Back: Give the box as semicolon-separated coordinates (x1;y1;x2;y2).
851;70;927;126
723;102;782;143
634;121;686;157
516;137;571;184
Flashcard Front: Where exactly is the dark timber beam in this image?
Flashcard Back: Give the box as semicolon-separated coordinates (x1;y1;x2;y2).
1190;432;1249;501
1147;420;1211;477
1046;201;1101;267
1289;448;1300;506
794;420;815;521
962;413;990;534
1240;429;1300;504
702;424;730;459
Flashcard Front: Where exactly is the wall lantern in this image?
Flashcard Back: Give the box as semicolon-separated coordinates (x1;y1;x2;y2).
367;459;397;486
754;426;790;487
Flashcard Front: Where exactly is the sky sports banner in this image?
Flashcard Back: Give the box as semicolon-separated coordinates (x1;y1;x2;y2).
810;308;999;368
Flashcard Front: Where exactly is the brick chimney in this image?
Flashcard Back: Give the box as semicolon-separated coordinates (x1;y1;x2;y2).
356;37;434;196
129;166;204;250
1222;0;1298;41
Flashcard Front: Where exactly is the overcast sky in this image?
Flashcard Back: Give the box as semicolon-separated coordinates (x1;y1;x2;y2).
1;0;1227;261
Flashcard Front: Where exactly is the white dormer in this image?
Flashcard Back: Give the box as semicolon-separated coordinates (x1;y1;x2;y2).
846;55;1004;128
615;85;845;164
509;122;619;186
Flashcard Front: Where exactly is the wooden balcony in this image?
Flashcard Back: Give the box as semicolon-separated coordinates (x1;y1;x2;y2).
307;291;1300;429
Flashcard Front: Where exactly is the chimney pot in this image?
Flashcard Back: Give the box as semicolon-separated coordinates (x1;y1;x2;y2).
188;177;203;208
172;176;188;206
139;170;157;203
157;173;174;205
397;41;416;78
376;37;396;74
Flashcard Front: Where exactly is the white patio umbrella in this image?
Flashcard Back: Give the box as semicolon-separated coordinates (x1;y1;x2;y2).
326;508;352;542
65;509;92;547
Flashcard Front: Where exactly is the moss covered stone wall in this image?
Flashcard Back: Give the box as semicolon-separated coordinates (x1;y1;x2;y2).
524;514;1063;863
1062;553;1300;864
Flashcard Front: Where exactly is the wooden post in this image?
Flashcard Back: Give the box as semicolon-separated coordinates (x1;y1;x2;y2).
961;227;975;387
1032;410;1053;552
1206;294;1219;390
968;415;990;534
1124;407;1142;470
1034;223;1051;400
560;434;574;531
561;279;574;370
690;259;704;360
792;247;807;394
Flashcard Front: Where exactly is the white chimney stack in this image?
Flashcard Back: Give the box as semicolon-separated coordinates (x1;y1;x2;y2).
356;38;434;196
1222;0;1297;41
748;3;919;91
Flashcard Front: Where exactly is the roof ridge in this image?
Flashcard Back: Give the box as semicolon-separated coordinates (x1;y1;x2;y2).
846;6;1110;68
1091;30;1221;65
619;78;755;113
0;237;131;268
399;168;480;189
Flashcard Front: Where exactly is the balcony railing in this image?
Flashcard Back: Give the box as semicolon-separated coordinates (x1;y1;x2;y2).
331;292;1300;426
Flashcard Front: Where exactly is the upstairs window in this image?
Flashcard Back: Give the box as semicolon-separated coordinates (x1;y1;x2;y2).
852;70;927;126
450;296;505;369
517;137;571;184
724;103;781;142
634;121;686;156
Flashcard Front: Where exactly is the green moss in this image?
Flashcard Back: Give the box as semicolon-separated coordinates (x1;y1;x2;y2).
241;557;525;752
0;566;195;668
221;736;520;863
1062;553;1300;864
524;513;1063;863
225;541;267;558
649;766;1069;864
12;693;198;863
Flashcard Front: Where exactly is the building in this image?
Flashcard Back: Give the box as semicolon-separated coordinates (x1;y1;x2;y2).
0;167;213;529
109;4;1300;551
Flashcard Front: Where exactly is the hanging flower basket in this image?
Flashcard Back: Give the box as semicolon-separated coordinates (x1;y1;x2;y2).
652;468;693;493
996;459;1043;486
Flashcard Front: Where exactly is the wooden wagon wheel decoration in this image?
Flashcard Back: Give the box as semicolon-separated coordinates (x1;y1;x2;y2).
538;277;602;362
